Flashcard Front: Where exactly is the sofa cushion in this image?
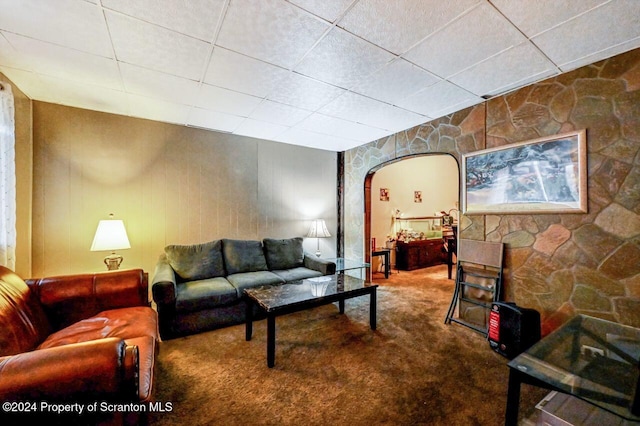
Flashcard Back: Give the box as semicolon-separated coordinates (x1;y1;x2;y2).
165;240;225;282
263;237;305;270
222;239;268;275
175;277;238;313
37;306;158;350
227;271;285;297
272;267;323;282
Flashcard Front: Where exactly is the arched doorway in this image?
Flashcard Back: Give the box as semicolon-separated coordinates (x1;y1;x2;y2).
364;154;460;280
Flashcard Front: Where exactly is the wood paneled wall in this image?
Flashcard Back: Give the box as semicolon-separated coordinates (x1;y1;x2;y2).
31;102;337;278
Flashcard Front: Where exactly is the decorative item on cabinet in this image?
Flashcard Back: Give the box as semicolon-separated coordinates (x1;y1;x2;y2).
393;216;443;242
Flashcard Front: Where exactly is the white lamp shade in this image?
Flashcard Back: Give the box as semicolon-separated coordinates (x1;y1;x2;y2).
90;220;131;251
306;219;331;238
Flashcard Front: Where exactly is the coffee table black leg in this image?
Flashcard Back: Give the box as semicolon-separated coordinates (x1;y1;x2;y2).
245;299;253;341
267;314;276;368
505;368;521;426
370;288;377;330
339;299;345;314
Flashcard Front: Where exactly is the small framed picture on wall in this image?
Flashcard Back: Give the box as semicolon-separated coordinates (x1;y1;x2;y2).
380;188;389;201
414;191;422;203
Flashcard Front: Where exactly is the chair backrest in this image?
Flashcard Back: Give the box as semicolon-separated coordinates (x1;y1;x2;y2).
457;239;504;269
0;266;52;356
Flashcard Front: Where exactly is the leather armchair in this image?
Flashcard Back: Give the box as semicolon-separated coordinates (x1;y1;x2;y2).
0;266;158;426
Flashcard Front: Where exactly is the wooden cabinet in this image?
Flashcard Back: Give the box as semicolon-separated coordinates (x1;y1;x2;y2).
395;239;446;270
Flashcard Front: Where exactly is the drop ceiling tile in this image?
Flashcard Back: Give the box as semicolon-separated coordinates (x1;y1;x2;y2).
120;63;200;105
449;42;558;97
350;58;440;104
249;100;312;126
0;0;112;56
204;47;290;97
275;127;361;151
187;107;244;132
338;0;481;54
127;94;191;124
490;0;608;38
266;72;346;111
559;37;640;73
319;91;426;131
294;27;395;89
215;0;330;69
404;3;526;79
193;84;263;116
382;108;430;133
101;0;226;42
33;74;129;116
288;0;354;23
297;113;390;142
2;32;122;90
0;32;30;70
318;91;384;124
395;80;481;118
532;0;640;69
233;118;289;140
0;67;44;99
106;11;211;80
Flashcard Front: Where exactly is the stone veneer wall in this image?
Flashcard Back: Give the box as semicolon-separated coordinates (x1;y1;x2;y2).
344;48;640;335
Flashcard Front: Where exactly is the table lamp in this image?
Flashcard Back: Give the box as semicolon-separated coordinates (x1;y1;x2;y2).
90;214;131;270
306;219;331;257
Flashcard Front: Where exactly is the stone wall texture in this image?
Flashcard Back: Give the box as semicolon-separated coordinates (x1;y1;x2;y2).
344;48;640;335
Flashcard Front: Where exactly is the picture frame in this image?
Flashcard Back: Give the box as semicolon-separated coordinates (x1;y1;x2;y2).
414;191;422;203
461;130;587;214
380;188;389;202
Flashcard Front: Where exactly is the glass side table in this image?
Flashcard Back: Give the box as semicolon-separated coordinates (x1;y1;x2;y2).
505;314;640;425
325;258;370;280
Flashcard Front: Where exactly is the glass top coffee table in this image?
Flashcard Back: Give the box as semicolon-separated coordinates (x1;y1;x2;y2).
505;314;640;425
244;274;378;368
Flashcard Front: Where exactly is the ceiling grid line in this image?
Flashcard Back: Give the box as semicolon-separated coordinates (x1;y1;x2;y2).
0;0;638;151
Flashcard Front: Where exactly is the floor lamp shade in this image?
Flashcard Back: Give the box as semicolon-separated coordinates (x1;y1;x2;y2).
306;219;330;257
91;217;131;270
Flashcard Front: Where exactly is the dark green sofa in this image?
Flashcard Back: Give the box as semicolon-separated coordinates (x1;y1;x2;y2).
151;237;336;339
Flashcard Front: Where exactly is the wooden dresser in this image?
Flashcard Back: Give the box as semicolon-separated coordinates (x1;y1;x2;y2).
395;239;446;270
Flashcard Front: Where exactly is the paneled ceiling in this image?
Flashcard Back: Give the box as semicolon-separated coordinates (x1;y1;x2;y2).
1;0;639;151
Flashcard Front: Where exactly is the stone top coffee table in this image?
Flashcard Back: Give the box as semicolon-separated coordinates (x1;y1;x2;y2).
244;274;378;368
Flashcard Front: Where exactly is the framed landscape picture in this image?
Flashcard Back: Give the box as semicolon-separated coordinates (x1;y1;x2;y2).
462;130;587;214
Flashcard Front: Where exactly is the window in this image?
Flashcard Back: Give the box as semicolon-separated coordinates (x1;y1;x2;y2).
0;82;16;270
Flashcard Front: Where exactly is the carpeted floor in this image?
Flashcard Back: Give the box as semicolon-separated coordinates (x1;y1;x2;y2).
148;265;547;425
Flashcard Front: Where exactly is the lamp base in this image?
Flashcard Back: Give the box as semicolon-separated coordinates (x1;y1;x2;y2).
104;253;123;270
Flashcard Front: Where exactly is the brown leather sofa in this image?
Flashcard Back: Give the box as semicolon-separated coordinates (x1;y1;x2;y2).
0;266;159;426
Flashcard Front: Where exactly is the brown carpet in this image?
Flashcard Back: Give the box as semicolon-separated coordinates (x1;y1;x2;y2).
148;265;546;425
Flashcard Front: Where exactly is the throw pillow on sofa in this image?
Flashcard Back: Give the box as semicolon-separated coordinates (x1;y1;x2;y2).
165;239;225;282
263;237;305;270
222;239;268;275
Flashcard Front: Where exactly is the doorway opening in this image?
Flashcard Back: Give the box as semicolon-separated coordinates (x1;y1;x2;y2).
364;154;460;281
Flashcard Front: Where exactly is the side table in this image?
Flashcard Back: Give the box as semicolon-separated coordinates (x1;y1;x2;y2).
504;314;640;425
372;248;391;278
325;258;370;280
